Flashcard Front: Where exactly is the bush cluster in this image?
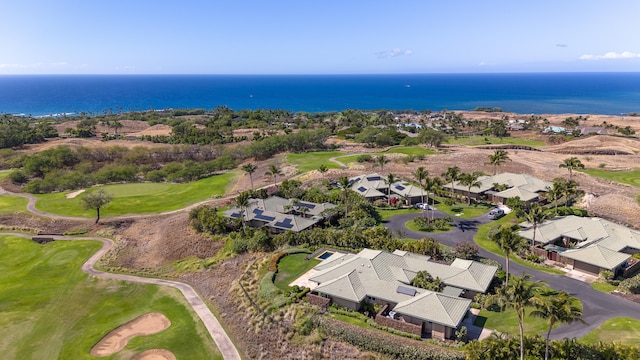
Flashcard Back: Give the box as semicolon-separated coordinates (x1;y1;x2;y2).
618;273;640;294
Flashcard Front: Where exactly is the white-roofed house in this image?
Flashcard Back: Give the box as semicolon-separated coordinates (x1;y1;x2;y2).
443;172;552;205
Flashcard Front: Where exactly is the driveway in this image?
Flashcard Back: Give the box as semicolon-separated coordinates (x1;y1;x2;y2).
383;210;640;339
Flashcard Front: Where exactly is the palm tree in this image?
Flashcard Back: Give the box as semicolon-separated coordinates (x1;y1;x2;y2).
547;178;566;214
385;173;397;205
491;227;526;286
442;166;462;202
559;157;584;180
375;155;388;172
523;203;551;248
459;171;482;205
485;273;547;360
241;163;257;190
562;179;579;208
487;149;510;175
531;291;585;360
424;176;443;221
235;191;251;233
413;166;428;208
338;176;351;217
318;164;328;180
265;164;282;188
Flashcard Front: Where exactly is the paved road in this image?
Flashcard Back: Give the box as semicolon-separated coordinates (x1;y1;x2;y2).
0;232;241;360
383;210;640;340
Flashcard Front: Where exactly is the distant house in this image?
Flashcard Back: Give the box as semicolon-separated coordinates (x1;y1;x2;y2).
223;196;336;233
519;215;640;276
575;126;609;136
444;172;552;204
349;173;424;205
306;249;497;340
543;126;567;134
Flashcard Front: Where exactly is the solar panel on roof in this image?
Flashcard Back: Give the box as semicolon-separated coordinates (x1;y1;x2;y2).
396;285;417;296
295;202;316;209
395;184;405;191
230;211;242;218
357;186;367;192
253;209;275;221
367;176;381;181
274;218;294;229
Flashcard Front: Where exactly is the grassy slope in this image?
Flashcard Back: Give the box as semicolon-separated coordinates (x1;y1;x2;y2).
580;317;640;346
0;195;28;214
274;253;320;290
339;146;437;165
0;235;219;359
445;136;547;147
287;151;343;173
34;172;237;217
582;168;640;187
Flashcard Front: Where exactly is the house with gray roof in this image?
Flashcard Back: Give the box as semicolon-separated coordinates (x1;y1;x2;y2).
307;249;497;339
519;215;640;276
223;196;336;233
444;172;552;204
349;173;425;205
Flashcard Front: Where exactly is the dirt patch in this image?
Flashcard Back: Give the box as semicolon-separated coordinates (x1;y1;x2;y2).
131;349;176;360
90;312;171;357
65;189;85;199
127;124;172;137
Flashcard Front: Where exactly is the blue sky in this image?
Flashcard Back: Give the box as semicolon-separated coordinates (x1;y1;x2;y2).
1;0;639;74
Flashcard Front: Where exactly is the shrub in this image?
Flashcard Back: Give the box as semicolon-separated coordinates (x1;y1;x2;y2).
618;273;640;294
356;154;372;163
600;270;614;281
455;242;479;260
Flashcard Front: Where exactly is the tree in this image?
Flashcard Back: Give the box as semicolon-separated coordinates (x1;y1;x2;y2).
487;149;510;175
318;164;328;180
559;157;584;180
81;189;113;224
547;178;565;214
491;227;526;286
485;273;547;360
338;176;351;217
385;173;397;205
442;166;462;201
413;166;428;208
424;176;443;221
459;171;483;205
235;191;251;233
530;291;585;360
265;164;282;187
523;203;551;248
375;155;388;172
241;163;257;190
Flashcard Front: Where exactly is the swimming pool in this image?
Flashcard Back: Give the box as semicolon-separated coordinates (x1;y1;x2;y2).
318;251;334;260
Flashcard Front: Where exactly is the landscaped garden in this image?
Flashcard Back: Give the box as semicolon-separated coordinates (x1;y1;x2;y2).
33;172;237;217
0;234;219;359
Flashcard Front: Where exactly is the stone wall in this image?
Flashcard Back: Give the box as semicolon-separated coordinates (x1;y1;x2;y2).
306;293;330;308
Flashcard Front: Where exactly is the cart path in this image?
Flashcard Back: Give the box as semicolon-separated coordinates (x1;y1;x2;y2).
0;232;241;360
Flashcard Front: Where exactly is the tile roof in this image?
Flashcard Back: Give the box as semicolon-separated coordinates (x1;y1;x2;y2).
393;292;472;328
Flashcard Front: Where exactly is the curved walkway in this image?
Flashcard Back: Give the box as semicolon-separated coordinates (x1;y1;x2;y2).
384;210;640;340
0;232;241;360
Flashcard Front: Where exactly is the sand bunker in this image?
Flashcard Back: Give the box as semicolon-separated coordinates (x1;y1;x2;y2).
65;189;85;199
90;313;171;357
131;349;177;360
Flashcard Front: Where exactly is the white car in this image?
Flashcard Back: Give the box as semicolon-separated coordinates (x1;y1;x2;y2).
415;203;433;210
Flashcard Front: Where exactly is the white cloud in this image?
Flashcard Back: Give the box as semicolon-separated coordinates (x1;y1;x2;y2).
376;48;413;58
579;51;640;60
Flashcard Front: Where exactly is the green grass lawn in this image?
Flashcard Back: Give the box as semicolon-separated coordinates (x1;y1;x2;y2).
473;213;565;275
287;151;343;173
476;306;551;336
405;219;453;233
0;235;220;360
580;317;640;346
0;195;28;214
338;146;437;165
0;170;12;181
591;280;618;293
582;168;640;188
34;172;237;217
436;201;492;219
274;253;320;290
445;136;547;147
377;207;420;221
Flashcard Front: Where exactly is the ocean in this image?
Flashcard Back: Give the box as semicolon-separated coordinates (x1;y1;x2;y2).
1;73;639;117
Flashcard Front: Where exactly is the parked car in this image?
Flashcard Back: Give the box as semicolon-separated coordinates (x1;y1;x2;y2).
488;208;505;219
415;203;434;210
